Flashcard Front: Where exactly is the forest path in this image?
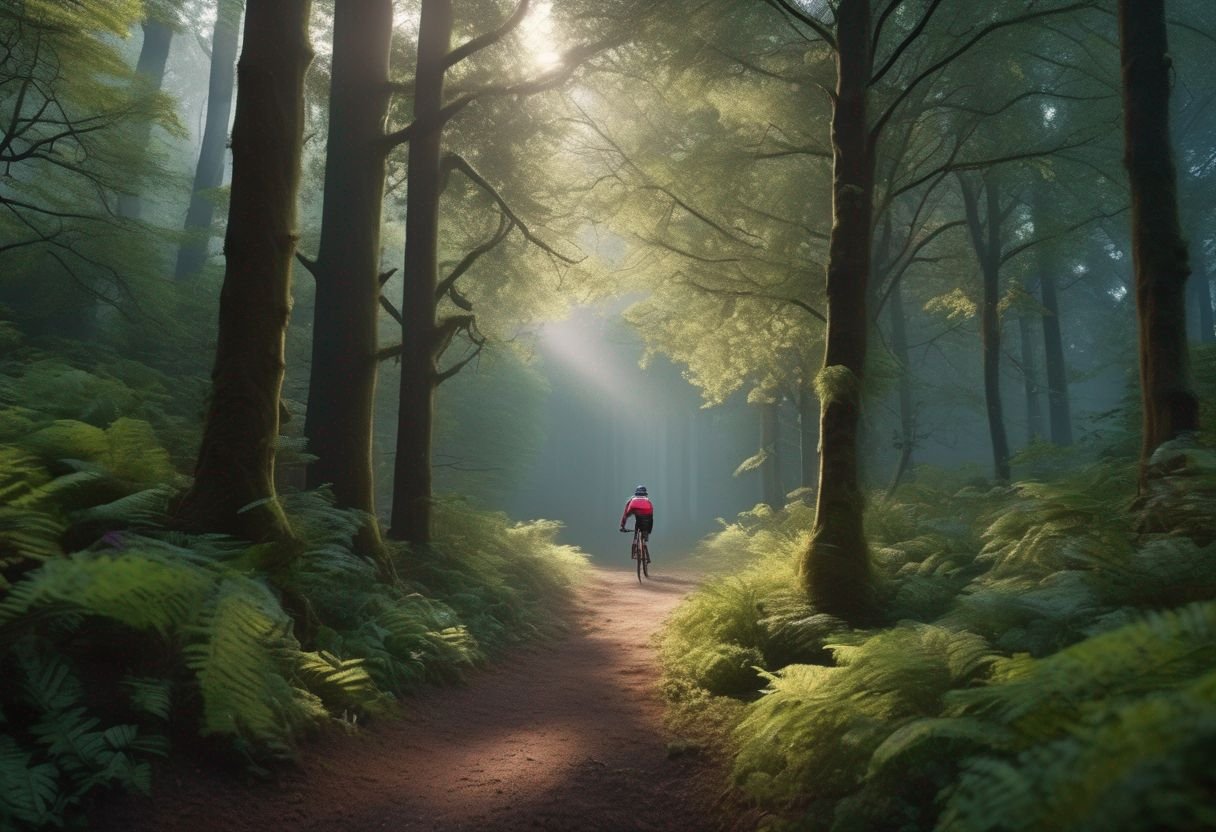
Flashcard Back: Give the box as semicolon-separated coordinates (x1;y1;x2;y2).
94;564;741;831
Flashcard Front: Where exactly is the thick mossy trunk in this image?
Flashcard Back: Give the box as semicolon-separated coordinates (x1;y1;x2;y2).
1118;0;1200;487
117;18;173;220
887;278;916;494
1039;270;1073;445
799;0;875;626
760;400;783;508
176;0;312;546
389;0;453;545
304;0;392;564
175;0;242;279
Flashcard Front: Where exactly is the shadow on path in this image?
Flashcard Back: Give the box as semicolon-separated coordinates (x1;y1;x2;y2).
92;565;743;832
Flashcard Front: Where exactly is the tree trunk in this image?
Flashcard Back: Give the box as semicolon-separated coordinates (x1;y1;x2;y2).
1016;306;1044;444
961;172;1011;482
760;400;782;508
303;0;393;563
886;277;916;495
1118;0;1200;486
799;0;875;625
176;0;312;546
175;0;243;279
389;0;453;544
117;18;173;220
1039;270;1073;445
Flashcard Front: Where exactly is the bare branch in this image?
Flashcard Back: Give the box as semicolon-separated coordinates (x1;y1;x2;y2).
442;152;583;263
871;0;945;88
435;211;513;299
758;0;837;49
379;295;403;326
871;2;1095;142
445;0;532;69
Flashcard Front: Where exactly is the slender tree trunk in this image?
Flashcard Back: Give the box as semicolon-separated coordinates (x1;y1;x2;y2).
962;172;1011;482
117;18;173;219
389;0;453;544
760;400;782;507
175;0;242;279
799;0;875;625
1118;0;1199;486
887;277;916;494
303;0;392;563
1039;270;1073;445
1017;306;1044;444
176;0;312;545
798;384;817;493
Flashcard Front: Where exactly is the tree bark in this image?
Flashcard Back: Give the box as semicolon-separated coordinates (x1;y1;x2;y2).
117;18;173;220
1118;0;1200;486
389;0;453;544
961;172;1011;482
1039;269;1073;445
175;0;243;279
760;400;783;508
799;0;875;625
303;0;393;564
1016;305;1044;444
176;0;312;546
886;277;916;494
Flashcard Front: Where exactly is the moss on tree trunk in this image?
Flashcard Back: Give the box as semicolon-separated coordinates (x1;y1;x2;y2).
799;0;875;626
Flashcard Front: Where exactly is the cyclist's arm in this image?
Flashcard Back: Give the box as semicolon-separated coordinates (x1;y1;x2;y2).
620;501;632;528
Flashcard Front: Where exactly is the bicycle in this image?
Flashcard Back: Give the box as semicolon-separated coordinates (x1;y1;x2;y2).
621;525;650;582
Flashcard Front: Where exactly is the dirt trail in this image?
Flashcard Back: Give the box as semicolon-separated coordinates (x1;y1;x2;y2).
93;565;742;831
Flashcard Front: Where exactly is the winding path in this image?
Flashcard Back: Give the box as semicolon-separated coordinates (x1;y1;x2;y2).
94;565;739;831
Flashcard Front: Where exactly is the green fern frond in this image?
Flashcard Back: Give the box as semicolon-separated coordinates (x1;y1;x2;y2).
949;601;1216;734
0;736;59;829
0;551;212;636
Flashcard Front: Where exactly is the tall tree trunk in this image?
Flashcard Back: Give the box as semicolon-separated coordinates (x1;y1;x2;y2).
799;0;875;625
175;0;243;279
1118;0;1199;487
176;0;312;545
1039;269;1073;445
760;400;782;508
962;172;1011;482
389;0;453;544
1017;306;1044;444
117;18;173;219
887;277;916;495
303;0;392;563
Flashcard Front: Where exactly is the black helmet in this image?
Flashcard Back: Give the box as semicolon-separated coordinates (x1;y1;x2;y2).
634;485;648;496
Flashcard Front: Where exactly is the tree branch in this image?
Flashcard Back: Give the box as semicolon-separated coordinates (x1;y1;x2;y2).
442;152;583;263
758;0;837;50
435;211;513;299
444;0;532;69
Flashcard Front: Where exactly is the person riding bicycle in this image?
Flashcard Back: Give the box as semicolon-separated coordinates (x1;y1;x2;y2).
620;485;654;539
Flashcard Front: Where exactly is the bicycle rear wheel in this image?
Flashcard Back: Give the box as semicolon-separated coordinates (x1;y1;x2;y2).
641;540;650;578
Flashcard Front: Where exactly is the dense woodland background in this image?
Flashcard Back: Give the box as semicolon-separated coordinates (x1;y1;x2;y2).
1;0;1215;829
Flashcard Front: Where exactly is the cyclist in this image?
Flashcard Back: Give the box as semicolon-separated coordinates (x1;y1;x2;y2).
619;485;654;543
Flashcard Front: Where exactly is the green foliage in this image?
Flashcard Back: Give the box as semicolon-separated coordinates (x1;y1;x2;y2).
662;456;1216;830
0;329;589;829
